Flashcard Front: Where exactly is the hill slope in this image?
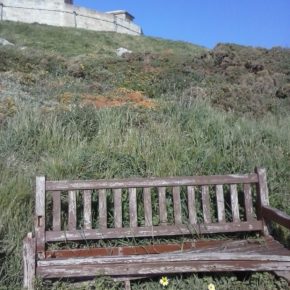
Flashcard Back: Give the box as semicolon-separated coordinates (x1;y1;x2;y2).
0;21;290;289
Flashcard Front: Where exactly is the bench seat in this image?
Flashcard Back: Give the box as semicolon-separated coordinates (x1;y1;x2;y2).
37;237;290;278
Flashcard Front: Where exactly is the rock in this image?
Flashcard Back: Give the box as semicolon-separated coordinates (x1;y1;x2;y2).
116;47;132;57
0;38;14;46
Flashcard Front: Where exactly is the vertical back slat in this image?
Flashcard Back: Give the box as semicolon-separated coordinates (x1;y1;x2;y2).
173;187;182;224
216;185;225;223
143;188;152;227
187;186;197;224
83;190;92;229
129;188;137;228
98;189;107;229
114;189;122;228
243;184;254;221
68;190;77;230
230;184;240;222
52;191;61;231
202;185;211;224
158;187;167;224
35;176;46;259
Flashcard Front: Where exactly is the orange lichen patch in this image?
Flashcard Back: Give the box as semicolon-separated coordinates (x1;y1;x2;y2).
81;88;157;109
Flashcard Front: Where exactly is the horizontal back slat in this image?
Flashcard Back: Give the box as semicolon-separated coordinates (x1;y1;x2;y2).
46;174;258;191
45;221;263;242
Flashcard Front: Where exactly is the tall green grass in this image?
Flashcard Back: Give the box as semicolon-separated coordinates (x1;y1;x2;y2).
0;99;290;289
1;20;290;289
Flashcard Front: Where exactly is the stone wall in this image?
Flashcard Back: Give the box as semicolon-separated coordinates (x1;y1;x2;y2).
0;0;142;35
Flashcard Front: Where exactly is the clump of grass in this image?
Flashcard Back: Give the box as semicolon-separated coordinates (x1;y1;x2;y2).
1;100;290;288
0;21;290;290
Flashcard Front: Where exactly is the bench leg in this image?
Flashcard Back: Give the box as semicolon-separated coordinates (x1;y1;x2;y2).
23;233;36;290
124;280;131;290
274;271;290;283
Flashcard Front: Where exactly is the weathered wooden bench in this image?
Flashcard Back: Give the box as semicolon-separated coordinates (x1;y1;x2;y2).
23;167;290;289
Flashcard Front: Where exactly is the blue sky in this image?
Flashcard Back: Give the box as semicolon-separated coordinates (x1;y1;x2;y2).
74;0;290;49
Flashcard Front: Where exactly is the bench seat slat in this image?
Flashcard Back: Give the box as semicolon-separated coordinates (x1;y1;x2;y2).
45;237;286;259
46;242;196;258
37;258;290;278
45;221;263;242
46;174;259;191
38;252;290;267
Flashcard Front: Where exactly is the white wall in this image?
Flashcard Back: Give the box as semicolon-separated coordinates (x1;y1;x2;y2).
0;0;142;35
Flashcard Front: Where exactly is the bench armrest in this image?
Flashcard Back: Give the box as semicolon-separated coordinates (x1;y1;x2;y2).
261;205;290;230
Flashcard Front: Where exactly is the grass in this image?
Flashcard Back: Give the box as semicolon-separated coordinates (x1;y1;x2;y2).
0;21;290;289
0;21;204;57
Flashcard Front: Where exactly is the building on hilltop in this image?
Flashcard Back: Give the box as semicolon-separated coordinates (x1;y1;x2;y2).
106;10;135;22
0;0;142;35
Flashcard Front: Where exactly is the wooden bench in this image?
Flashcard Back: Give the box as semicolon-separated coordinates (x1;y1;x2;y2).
23;167;290;289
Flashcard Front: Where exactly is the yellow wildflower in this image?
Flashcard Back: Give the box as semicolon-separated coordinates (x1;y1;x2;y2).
159;276;169;287
208;283;215;290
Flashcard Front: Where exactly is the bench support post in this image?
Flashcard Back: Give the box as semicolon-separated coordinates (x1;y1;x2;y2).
255;167;270;235
124;280;131;290
274;271;290;284
23;233;36;290
35;176;46;259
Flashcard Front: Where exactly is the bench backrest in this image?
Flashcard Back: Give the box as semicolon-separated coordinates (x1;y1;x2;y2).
34;168;269;258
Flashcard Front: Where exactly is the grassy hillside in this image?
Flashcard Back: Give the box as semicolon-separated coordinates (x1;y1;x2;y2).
0;21;290;289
